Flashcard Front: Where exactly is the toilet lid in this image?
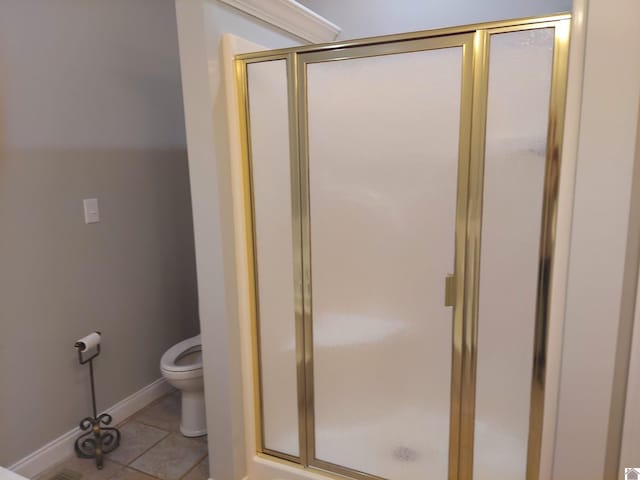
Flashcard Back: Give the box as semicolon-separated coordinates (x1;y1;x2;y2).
160;334;203;372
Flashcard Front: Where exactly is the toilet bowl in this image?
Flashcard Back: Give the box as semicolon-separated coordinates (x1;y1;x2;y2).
160;334;206;437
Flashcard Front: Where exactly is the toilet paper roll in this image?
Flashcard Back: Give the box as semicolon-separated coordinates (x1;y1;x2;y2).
75;332;101;352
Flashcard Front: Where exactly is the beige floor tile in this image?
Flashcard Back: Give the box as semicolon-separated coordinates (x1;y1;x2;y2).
106;421;169;465
107;467;156;480
133;393;180;432
36;455;122;480
129;433;207;480
182;456;208;480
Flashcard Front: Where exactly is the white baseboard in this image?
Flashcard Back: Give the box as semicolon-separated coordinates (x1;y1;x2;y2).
9;378;172;478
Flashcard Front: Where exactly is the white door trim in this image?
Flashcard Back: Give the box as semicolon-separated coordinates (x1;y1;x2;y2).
219;0;340;43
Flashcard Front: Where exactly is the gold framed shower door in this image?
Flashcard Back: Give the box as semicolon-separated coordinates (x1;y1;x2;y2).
235;13;571;480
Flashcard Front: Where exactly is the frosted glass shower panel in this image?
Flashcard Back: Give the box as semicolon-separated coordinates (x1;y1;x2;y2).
306;47;463;480
473;28;554;480
247;60;299;457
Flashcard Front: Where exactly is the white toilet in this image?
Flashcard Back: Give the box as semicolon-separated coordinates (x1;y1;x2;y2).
160;334;206;437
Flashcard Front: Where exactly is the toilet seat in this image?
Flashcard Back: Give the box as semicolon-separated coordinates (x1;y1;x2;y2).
160;334;203;379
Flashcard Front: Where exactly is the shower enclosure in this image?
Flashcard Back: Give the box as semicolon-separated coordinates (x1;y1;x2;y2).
235;13;570;480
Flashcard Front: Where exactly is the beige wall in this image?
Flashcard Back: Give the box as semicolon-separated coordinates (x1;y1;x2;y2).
0;0;198;466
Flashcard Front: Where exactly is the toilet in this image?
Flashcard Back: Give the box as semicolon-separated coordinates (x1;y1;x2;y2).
160;334;206;437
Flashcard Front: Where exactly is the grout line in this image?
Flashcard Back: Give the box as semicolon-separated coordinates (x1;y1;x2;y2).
132;419;177;432
104;392;177;480
128;432;172;466
125;464;155;477
100;461;126;480
112;430;172;468
115;391;178;429
176;453;209;480
124;438;208;480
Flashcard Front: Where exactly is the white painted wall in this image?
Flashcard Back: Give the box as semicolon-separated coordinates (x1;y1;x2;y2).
620;261;640;472
296;0;571;39
552;0;640;478
174;2;301;479
619;103;640;472
0;0;199;467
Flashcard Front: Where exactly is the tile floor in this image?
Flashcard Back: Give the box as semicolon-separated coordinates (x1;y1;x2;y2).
35;391;208;480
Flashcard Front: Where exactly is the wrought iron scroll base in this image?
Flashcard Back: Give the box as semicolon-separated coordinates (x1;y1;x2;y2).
74;414;121;469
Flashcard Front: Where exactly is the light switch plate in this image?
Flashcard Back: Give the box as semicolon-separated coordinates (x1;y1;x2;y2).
83;198;100;224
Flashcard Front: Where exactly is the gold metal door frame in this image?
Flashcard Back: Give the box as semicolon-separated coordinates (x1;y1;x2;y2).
296;33;475;480
236;13;571;480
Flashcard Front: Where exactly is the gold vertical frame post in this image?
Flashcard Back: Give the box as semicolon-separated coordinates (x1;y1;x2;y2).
526;19;571;480
453;28;490;480
287;51;309;467
235;56;265;458
295;49;316;468
448;32;479;480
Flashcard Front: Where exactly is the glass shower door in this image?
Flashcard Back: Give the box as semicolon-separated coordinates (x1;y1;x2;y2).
245;58;300;459
237;15;570;480
299;35;474;480
473;26;559;480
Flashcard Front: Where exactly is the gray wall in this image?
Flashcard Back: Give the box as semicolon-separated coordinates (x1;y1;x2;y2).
297;0;572;39
0;0;198;466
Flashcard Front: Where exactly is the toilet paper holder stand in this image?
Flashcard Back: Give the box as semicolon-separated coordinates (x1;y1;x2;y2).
73;332;120;469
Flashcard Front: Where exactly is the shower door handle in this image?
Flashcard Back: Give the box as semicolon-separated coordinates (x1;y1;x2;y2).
445;274;456;307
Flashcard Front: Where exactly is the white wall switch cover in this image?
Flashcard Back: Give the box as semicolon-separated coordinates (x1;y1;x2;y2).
83;198;100;224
